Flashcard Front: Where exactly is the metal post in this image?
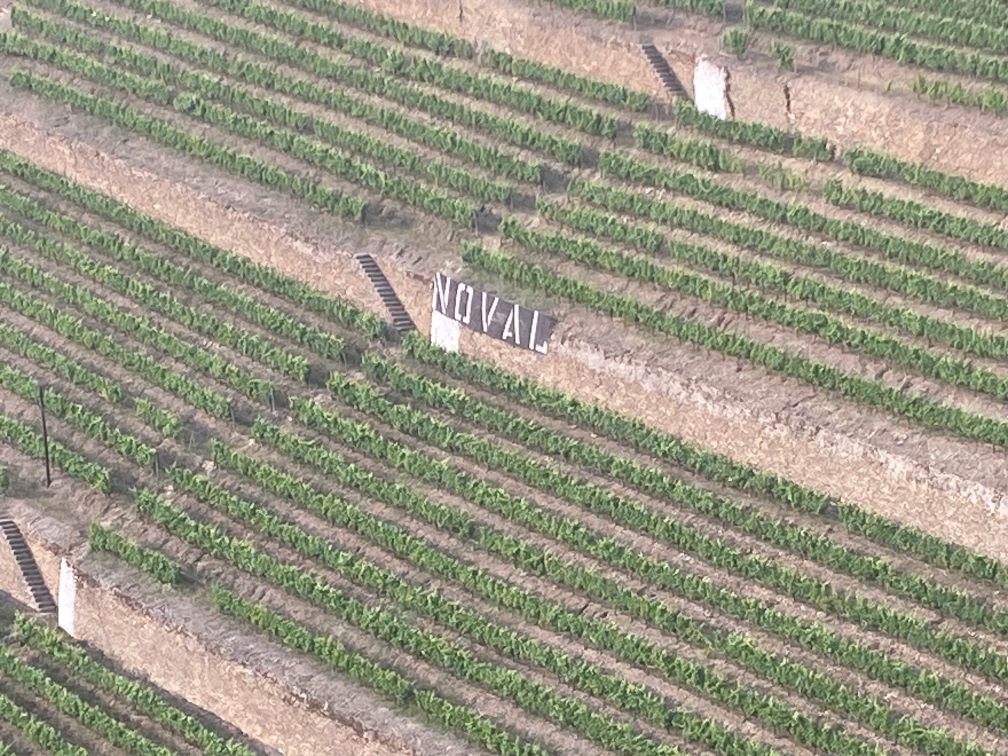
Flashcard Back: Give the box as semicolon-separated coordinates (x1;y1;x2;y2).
38;384;51;488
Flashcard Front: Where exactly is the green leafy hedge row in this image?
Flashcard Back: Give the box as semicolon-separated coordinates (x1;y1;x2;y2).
500;215;1008;400
670;99;835;160
200;0;621;138
40;0;579;165
537;198;1008;360
0;186;309;387
572;179;1008;321
463;241;1008;447
133;399;181;440
3;37;478;227
16;13;518;202
0;277;231;420
481;49;649;110
633;123;746;172
843;146;1008;212
543;0;636;22
0;688;84;755
5;66;367;222
135;487;672;756
0;410;110;492
597;150;1008;293
825;177;1008;252
0;148;386;340
0;645;170;754
0;320;122;402
88;523;180;584
748;4;1008;83
0;363;156;469
184;451;763;754
279;398;901;753
15;614;252;755
400;332;1008;589
289;382;1006;741
364;351;1008;639
278;0;475;57
757;0;1008;54
912;75;1008;116
325;368;1008;688
0;220;284;398
211;586;545;756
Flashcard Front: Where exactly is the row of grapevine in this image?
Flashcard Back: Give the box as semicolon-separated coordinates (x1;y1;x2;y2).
133;399;181;440
325;369;1008;676
499;215;1008;401
0;646;171;754
755;0;1008;54
481;49;648;110
88;523;180;584
199;0;620;138
670;99;835;160
825;178;1008;251
279;0;474;57
399;332;1008;588
0;320;122;402
0;181;338;370
35;26;515;205
537;197;1008;360
133;487;686;756
0;148;386;340
252;410;894;753
0;231;280;400
3;37;480;227
171;457;765;754
282;387;1001;744
653;0;724;13
210;586;543;756
0;689;84;756
4;65;367;222
362;352;1008;638
15;615;253;755
912;75;1008;115
0;364;157;469
70;0;583;166
543;0;636;22
747;4;1008;83
843;146;1008;212
0;411;110;492
0;277;232;420
596;150;1008;293
462;241;1008;448
571;179;1008;321
633;123;745;172
261;0;649;109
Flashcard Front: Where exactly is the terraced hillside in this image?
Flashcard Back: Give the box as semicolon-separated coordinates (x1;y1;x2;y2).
0;150;1006;753
0;0;1006;752
2;0;1006;522
0;609;259;754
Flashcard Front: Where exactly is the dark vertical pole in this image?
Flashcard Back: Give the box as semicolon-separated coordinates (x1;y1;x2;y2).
38;384;51;488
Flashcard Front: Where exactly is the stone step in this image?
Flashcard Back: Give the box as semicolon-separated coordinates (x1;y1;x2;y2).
355;253;416;335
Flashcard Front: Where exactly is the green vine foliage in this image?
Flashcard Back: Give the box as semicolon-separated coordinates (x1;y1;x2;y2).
88;523;180;584
844;146;1008;211
462;241;1008;449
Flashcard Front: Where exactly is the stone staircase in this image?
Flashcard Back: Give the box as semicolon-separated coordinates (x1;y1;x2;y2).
0;519;56;614
355;253;416;335
641;43;690;100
